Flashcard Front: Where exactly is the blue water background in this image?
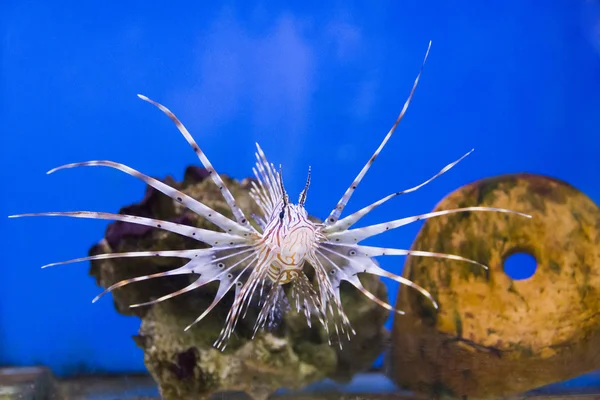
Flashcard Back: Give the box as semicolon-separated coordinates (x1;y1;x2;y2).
1;0;599;383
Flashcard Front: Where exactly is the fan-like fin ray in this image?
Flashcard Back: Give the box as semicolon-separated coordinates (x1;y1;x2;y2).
184;253;258;332
40;248;209;269
326;207;532;244
214;252;274;350
129;280;205;308
341;244;489;271
138;94;253;230
307;253;355;339
9;211;249;246
317;248;408;315
92;267;190;303
323;149;474;233
320;244;439;308
45;160;253;237
325;41;432;226
91;246;254;303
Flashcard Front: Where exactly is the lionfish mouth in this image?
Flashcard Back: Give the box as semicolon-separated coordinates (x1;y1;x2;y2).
8;40;531;351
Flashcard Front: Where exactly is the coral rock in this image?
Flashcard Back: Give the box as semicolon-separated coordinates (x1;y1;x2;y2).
88;166;388;400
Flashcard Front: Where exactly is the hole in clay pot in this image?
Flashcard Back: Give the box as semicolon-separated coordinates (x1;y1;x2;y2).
503;252;537;280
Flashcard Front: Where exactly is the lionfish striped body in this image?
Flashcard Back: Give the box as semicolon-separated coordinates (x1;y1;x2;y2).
9;42;531;351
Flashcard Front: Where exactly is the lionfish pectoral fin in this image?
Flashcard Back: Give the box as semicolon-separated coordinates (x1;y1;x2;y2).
39;249;204;269
8;211;250;250
319;241;499;311
43;159;254;237
323;148;475;234
327;206;532;244
308;254;356;342
90;245;253;309
324;41;432;226
357;244;489;271
184;279;238;332
213;255;273;350
129;279;205;308
137;94;254;230
183;251;260;334
91;266;191;303
353;255;439;310
317;248;408;315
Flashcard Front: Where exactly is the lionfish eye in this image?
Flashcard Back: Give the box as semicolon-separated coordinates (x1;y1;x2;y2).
279;210;285;220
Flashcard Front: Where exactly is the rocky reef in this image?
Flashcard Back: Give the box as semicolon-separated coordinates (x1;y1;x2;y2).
87;166;389;400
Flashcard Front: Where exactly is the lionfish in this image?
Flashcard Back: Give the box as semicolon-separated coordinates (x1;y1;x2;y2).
9;42;531;351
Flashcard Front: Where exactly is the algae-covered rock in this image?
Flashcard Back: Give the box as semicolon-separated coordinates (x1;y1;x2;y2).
88;166;388;400
388;173;600;399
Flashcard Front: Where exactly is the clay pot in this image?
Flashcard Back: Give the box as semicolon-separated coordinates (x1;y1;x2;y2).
388;173;600;398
